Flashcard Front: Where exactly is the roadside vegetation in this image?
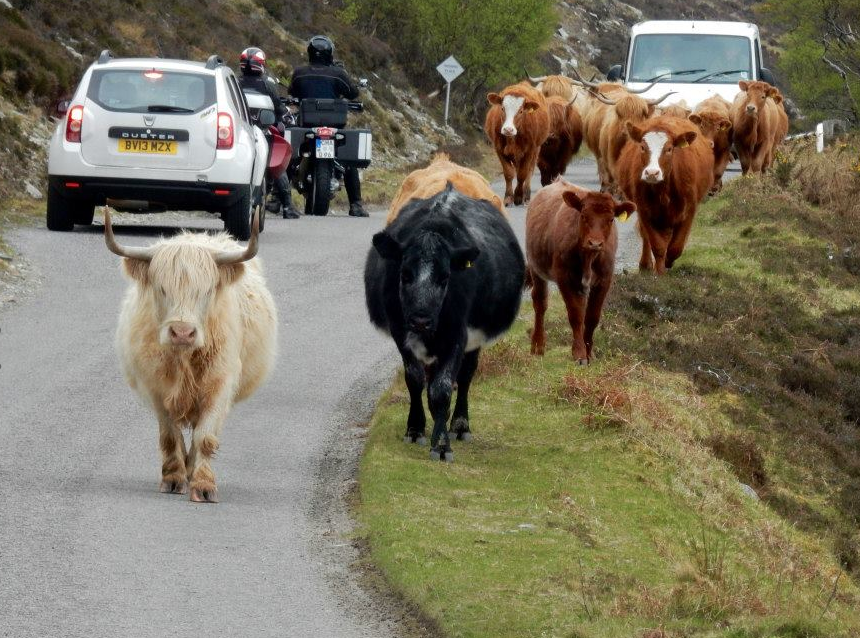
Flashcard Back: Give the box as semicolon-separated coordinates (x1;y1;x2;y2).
358;137;860;637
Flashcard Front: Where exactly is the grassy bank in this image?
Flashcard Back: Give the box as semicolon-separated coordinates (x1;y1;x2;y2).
357;139;860;637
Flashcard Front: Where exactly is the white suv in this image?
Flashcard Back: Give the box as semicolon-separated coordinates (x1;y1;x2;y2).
47;51;270;240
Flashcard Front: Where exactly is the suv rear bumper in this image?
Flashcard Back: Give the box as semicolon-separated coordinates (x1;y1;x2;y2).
48;175;247;212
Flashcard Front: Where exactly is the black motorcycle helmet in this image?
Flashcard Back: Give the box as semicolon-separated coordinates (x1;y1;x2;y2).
307;35;334;65
239;47;266;75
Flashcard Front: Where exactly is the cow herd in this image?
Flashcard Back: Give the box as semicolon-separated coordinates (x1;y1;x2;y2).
103;73;790;498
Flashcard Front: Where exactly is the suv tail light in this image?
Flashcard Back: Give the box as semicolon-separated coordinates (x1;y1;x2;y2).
216;112;234;150
65;105;84;143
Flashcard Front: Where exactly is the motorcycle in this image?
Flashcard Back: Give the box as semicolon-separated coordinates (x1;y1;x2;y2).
242;89;293;222
285;94;373;217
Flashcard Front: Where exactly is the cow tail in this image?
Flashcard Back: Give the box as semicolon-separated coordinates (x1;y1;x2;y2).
523;267;534;290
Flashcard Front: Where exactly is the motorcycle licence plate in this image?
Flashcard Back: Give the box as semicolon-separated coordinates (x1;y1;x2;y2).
316;139;335;159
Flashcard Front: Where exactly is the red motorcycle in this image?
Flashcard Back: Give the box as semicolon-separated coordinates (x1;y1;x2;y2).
242;90;293;222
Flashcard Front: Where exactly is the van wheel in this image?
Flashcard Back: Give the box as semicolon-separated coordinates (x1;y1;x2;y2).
47;186;90;231
224;187;252;241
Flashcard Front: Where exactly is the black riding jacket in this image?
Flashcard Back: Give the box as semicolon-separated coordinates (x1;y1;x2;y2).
288;63;359;101
238;72;287;121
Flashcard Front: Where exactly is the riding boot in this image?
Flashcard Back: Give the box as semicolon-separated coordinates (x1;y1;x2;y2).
276;173;301;219
344;167;368;217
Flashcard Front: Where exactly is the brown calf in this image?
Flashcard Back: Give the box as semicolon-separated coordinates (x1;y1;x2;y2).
731;80;779;174
484;82;550;206
616;116;714;274
538;95;583;186
525;179;635;363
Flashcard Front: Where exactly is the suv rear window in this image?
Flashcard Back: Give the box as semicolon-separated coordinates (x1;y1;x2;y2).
87;69;216;113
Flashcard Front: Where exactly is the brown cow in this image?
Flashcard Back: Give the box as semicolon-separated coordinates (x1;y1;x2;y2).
387;153;506;224
657;100;691;119
690;95;733;193
594;89;674;193
484;82;550;206
731;80;779;174
525;179;635;363
537;95;583;186
527;73;577;101
617;116;714;274
769;88;790;165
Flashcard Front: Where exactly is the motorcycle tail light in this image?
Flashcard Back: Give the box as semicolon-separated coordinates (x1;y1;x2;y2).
65;105;84;143
216;112;234;150
314;126;336;139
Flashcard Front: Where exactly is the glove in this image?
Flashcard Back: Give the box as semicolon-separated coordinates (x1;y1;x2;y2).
277;122;285;134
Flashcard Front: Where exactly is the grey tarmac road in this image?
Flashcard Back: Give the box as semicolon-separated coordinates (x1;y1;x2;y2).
0;156;735;637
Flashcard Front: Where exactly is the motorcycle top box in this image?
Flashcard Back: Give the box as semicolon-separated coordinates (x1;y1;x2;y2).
299;99;349;128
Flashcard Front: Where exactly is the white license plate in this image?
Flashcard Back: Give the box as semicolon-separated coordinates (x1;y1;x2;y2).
316;139;335;159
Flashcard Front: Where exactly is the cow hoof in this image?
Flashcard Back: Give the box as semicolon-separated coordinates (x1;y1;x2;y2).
430;448;454;462
504;196;514;206
429;449;440;461
189;487;218;504
443;451;454;462
403;434;427;445
458;432;472;442
159;479;188;495
576;358;588;366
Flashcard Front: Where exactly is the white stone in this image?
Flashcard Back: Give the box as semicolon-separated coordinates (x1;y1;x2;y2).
24;183;42;199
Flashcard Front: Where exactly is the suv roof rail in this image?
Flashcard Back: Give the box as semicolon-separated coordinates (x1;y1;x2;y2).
97;49;114;65
205;55;224;70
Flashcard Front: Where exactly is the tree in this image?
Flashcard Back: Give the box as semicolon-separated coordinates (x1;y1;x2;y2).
759;0;860;123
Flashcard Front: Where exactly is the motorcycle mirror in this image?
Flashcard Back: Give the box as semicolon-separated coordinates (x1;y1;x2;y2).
359;78;369;89
56;99;71;115
258;109;276;127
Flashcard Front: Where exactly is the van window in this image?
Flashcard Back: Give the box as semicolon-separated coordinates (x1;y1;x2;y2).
88;69;215;113
628;34;752;84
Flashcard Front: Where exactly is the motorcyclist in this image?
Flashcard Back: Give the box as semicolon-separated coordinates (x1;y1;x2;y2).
237;47;301;219
289;35;368;218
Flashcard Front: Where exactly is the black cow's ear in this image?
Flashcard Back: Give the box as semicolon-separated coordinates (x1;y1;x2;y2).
372;232;402;261
451;245;480;271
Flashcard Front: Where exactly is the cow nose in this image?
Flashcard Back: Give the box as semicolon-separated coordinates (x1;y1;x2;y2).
501;126;517;137
642;168;662;181
409;315;432;332
586;239;603;250
169;322;197;345
746;104;756;113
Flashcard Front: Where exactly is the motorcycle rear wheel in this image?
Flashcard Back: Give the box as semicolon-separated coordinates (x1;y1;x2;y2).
304;160;333;216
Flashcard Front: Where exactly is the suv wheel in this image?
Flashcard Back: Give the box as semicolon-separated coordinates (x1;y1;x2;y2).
224;187;252;241
47;185;94;231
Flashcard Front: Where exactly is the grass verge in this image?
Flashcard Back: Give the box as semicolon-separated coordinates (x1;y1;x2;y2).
357;140;860;637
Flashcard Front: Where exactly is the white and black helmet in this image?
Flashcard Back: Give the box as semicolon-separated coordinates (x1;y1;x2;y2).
239;47;266;75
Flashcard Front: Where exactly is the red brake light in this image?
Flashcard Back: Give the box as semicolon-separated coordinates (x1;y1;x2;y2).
315;126;336;139
217;112;234;150
65;105;84;143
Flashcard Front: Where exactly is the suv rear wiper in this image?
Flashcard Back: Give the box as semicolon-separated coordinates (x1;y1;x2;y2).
146;105;194;113
693;69;748;83
630;69;706;83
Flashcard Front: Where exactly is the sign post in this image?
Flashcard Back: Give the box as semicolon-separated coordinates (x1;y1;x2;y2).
436;55;464;127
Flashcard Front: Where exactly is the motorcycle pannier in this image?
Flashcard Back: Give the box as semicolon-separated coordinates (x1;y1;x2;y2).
299;99;349;128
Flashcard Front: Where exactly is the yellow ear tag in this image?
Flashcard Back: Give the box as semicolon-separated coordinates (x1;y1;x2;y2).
677;140;689;148
617;212;629;223
465;261;473;268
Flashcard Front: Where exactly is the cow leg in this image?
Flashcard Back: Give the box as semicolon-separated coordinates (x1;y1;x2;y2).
157;409;188;495
530;272;549;355
584;281;610;362
638;219;654;272
427;345;464;462
666;213;695;269
402;354;427;444
187;381;235;504
501;156;516;206
516;150;538;205
644;226;671;275
558;280;588;364
450;348;479;441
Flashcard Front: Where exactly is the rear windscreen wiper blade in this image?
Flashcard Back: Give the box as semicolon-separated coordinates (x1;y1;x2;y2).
146;105;194;113
693;69;748;83
633;69;707;83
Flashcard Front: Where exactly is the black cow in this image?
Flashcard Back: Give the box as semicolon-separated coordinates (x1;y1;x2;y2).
364;184;525;461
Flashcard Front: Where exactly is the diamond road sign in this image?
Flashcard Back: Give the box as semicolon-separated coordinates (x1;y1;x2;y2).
436;56;464;83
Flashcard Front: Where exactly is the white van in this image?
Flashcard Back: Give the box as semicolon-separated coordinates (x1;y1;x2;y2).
605;20;776;109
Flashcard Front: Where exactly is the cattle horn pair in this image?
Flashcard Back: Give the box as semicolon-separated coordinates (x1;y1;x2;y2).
103;206;260;264
592;91;676;107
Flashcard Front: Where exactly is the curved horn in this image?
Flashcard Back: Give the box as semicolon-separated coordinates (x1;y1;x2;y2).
646;91;677;106
570;66;602;89
624;79;661;94
524;69;548;84
103;207;157;261
592;92;618;106
213;207;260;265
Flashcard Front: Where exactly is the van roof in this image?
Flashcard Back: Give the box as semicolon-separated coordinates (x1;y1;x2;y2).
631;20;759;38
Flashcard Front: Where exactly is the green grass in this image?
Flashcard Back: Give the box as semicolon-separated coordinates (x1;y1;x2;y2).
0;197;43;271
357;167;860;637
